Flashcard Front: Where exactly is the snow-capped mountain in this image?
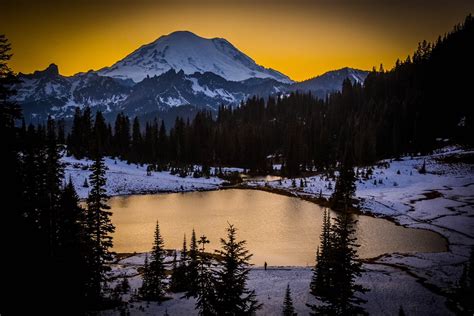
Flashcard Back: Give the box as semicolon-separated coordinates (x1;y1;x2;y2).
120;69;287;113
13;63;287;123
97;31;292;84
11;31;369;125
15;64;132;122
292;67;368;96
13;64;368;124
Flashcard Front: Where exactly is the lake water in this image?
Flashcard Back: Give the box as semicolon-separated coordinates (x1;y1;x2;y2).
241;174;282;182
109;189;447;266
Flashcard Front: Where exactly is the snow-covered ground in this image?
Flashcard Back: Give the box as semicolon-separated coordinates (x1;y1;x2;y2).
245;146;473;314
68;146;473;315
63;155;243;199
103;257;451;315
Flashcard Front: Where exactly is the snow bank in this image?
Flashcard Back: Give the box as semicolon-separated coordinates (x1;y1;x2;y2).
63;155;226;199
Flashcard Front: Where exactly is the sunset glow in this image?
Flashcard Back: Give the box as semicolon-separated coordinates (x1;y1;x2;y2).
2;0;473;80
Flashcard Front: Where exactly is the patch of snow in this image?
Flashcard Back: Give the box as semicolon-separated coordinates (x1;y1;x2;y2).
63;155;224;199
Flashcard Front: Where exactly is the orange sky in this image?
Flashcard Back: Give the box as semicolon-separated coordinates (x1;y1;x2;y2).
2;0;473;81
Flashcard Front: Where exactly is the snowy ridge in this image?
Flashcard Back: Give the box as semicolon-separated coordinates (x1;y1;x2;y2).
97;31;292;84
14;41;367;123
14;65;132;120
292;67;369;94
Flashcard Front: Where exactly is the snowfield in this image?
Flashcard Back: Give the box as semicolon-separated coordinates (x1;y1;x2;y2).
64;146;473;315
62;156;242;199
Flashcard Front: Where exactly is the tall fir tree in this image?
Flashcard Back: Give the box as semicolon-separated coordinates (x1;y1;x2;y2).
282;284;296;316
170;234;189;293
213;224;262;315
309;209;367;314
56;178;91;310
141;221;167;300
131;116;143;163
169;250;179;292
328;211;367;315
331;160;356;211
44;116;64;256
86;154;115;303
195;235;216;316
187;228;200;297
309;209;333;303
140;254;151;299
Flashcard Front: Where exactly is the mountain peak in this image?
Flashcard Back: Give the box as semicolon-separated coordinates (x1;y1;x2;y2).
34;63;59;76
97;32;292;83
164;30;200;38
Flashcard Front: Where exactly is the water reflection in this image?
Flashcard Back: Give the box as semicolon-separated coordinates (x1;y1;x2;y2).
109;189;446;266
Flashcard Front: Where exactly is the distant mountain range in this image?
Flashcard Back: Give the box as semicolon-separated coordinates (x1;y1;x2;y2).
12;31;368;124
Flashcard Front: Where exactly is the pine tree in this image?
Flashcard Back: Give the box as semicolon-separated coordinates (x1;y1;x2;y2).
283;284;296;316
93;111;109;157
170;234;189;293
169;250;181;292
331;161;356;211
329;211;367;314
181;234;188;263
309;209;332;301
86;155;115;303
187;229;200;297
141;221;167;300
131;116;143;163
56;178;90;308
195;235;216;316
140;254;151;299
309;209;367;314
213;224;262;315
44;116;64;256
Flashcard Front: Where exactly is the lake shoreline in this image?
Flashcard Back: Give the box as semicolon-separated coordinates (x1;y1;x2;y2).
65;147;472;315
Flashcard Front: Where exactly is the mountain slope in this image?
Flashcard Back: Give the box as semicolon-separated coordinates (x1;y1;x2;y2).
15;64;132;122
13;64;368;123
97;31;292;84
292;67;368;96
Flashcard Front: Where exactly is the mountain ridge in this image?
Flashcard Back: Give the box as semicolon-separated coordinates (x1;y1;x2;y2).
13;62;368;124
12;31;369;124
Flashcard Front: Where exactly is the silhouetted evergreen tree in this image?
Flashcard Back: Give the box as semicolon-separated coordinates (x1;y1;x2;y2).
187;229;200;297
130;116;143;163
93;111;109;157
56;178;91;310
86;155;115;304
213;224;262;315
283;284;296;316
310;209;332;301
140;254;152;299
195;235;216;316
329;212;367;314
140;221;167;300
331;160;356;211
170;234;189;293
